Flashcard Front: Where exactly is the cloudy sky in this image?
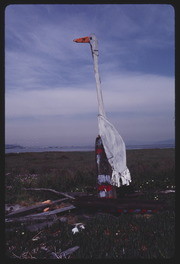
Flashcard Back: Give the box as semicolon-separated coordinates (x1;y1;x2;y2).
5;4;175;147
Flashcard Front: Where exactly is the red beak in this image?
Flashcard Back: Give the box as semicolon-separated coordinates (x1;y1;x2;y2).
73;36;90;43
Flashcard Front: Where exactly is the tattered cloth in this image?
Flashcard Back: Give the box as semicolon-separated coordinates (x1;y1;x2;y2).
98;115;131;187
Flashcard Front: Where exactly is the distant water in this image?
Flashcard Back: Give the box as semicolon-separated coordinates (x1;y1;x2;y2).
5;143;175;154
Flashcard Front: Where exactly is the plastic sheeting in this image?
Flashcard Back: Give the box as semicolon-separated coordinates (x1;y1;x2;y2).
89;33;131;187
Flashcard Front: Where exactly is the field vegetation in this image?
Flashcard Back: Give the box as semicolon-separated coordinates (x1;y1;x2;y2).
5;148;175;259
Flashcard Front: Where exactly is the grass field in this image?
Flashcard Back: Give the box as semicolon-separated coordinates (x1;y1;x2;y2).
5;148;175;259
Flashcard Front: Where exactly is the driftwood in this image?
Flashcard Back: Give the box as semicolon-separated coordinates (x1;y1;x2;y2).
23;187;75;200
41;246;79;259
6;198;69;218
59;246;80;258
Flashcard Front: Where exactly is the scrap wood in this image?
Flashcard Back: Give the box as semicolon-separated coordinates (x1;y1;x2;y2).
6;215;69;233
73;196;168;212
27;205;76;217
5;214;55;223
40;246;79;259
6;214;68;224
6;205;75;222
23;187;75;200
59;246;80;258
6;205;75;232
6;198;69;218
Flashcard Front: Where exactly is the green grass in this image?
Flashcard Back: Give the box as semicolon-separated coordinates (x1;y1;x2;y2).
5;148;175;259
5;151;97;204
5;149;175;204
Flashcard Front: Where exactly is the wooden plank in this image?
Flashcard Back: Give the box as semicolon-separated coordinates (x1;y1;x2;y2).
6;205;76;223
28;205;76;217
6;198;69;218
73;196;167;212
5;214;55;223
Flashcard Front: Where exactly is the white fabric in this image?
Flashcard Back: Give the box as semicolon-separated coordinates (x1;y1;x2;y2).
98;115;131;187
89;33;131;187
98;174;111;184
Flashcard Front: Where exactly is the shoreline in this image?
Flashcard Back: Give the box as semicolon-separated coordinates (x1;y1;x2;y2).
5;145;175;154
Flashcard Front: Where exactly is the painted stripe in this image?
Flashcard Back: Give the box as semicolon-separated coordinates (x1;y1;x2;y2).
98;185;113;192
96;148;103;154
117;208;159;214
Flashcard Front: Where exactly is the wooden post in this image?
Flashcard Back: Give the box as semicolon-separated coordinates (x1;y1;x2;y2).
95;135;117;198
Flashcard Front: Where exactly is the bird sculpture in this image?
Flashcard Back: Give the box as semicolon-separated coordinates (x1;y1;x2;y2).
73;34;131;188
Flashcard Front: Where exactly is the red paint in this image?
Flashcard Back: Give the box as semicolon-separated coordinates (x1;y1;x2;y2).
73;36;90;43
98;185;113;192
96;148;103;154
141;209;147;213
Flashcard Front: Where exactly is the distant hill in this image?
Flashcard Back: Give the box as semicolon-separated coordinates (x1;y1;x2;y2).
5;144;25;149
153;139;175;145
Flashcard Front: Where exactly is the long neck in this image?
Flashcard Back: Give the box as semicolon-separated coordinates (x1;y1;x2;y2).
90;45;106;118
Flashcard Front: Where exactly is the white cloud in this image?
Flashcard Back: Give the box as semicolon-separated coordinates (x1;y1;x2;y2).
6;72;174;119
5;72;174;145
102;72;175;114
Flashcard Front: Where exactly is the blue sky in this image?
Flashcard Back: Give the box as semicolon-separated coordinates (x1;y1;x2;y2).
5;4;175;147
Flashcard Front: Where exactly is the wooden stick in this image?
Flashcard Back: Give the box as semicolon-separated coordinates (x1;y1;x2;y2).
23;187;75;200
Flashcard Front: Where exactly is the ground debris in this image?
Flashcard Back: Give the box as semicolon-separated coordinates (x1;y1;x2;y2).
40;245;79;259
5;197;76;235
